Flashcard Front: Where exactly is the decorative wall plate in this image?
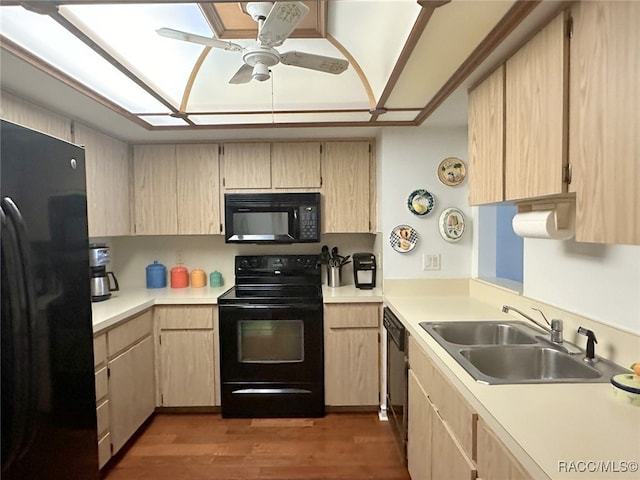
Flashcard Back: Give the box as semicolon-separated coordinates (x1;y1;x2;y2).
407;189;435;216
437;157;466;186
438;208;465;242
390;225;418;253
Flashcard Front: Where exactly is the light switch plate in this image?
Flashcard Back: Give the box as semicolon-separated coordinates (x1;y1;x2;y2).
423;253;441;271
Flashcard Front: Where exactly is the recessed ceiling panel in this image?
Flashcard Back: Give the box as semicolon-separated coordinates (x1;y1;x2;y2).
138;115;190;127
377;110;421;122
329;1;421;100
386;0;515;108
190;109;372;126
61;3;212;107
0;6;170;113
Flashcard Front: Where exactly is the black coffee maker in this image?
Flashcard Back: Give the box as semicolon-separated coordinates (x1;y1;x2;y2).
352;253;376;290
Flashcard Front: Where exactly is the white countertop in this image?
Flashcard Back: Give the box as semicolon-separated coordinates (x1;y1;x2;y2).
384;295;640;480
92;285;382;333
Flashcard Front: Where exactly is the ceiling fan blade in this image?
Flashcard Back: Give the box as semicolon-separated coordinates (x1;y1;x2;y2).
259;2;310;47
229;64;254;84
279;51;349;75
157;28;242;52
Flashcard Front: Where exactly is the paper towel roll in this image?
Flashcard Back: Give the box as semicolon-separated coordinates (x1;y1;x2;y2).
512;210;574;240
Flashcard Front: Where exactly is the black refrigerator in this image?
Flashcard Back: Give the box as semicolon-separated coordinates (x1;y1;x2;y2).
1;120;99;479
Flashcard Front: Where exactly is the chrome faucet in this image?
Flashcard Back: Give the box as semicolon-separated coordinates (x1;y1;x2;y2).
501;305;581;353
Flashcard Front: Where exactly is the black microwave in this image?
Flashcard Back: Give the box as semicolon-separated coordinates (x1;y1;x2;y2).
224;192;321;244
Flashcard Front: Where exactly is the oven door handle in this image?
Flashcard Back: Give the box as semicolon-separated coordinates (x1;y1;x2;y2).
232;388;312;395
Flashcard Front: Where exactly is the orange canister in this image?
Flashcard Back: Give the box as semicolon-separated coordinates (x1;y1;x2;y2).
190;268;206;288
170;265;189;288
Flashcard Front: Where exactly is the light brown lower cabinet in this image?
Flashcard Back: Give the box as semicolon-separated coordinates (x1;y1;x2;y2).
324;303;380;407
155;305;217;407
408;336;477;480
108;334;155;454
476;418;532;480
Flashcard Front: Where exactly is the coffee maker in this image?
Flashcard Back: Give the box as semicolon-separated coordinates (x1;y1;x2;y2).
89;244;119;302
352;253;376;290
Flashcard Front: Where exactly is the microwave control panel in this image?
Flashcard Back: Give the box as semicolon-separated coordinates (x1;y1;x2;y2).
299;205;319;240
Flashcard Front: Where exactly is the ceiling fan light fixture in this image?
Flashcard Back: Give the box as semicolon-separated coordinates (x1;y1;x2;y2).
252;62;271;82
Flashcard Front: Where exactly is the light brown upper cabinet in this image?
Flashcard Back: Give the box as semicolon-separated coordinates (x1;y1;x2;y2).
75;123;130;237
468;65;505;205
220;143;271;189
271;142;321;188
569;1;640;245
176;144;220;234
133;144;220;235
133;145;178;235
321;141;372;233
505;11;568;201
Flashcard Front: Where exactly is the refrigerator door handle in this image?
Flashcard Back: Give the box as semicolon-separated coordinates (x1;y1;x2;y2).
1;204;28;472
1;198;39;464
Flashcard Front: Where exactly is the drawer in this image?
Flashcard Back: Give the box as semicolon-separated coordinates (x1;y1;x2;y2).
96;399;109;437
324;303;380;329
107;310;152;357
97;432;111;469
156;305;213;330
95;366;108;402
93;334;107;368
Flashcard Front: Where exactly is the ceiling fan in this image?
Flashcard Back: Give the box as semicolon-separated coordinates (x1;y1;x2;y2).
157;1;349;84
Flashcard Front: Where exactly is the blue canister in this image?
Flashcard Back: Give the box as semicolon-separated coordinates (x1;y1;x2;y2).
146;260;167;288
209;271;223;288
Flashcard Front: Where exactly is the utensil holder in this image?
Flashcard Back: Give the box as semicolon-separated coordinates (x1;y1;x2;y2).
328;265;341;288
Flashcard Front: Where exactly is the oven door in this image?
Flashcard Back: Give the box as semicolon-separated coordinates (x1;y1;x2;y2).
219;303;323;381
219;302;324;417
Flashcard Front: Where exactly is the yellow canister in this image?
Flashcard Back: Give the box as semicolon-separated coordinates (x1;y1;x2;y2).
190;268;207;288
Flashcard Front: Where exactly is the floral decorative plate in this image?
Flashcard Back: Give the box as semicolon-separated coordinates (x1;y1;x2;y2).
438;208;465;242
390;225;418;253
407;189;435;216
437;157;466;186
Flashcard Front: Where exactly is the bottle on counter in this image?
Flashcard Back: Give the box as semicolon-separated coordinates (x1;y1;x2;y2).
210;271;223;287
191;268;207;288
146;260;167;288
170;264;189;288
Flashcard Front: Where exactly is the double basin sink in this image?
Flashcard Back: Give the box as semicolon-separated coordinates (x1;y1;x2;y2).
420;321;627;385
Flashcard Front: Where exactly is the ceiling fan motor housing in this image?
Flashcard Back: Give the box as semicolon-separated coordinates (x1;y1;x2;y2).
246;2;274;22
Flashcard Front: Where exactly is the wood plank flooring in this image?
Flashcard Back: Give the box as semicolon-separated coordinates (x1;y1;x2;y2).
103;413;410;480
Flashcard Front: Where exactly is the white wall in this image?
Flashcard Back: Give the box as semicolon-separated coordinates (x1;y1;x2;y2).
524;240;640;334
379;126;472;279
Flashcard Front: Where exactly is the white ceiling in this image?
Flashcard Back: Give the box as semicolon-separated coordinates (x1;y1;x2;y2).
0;1;564;142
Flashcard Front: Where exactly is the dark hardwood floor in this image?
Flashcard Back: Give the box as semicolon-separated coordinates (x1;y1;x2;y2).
103;413;410;480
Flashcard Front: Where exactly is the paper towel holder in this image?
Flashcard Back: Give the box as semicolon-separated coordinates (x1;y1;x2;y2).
514;197;575;240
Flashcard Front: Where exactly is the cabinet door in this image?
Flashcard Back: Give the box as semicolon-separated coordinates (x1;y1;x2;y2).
176;144;220;234
158;330;215;407
0;91;72;141
569;1;640;245
271;142;321;188
76;123;130;237
133;144;177;235
324;303;379;406
468;66;504;205
431;405;477;480
221;143;271;189
505;12;568;201
322;142;371;233
477;418;531;480
108;335;155;454
407;370;432;480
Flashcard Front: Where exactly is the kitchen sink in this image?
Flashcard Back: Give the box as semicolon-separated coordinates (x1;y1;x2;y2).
458;346;601;383
419;320;628;385
426;321;537;346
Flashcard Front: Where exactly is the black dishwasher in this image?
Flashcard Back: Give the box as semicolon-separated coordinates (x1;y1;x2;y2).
383;307;408;463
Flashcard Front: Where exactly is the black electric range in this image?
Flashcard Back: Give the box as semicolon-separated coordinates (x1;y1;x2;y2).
217;255;324;418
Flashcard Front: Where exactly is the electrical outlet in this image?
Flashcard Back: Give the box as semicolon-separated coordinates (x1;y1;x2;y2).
423;253;441;271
